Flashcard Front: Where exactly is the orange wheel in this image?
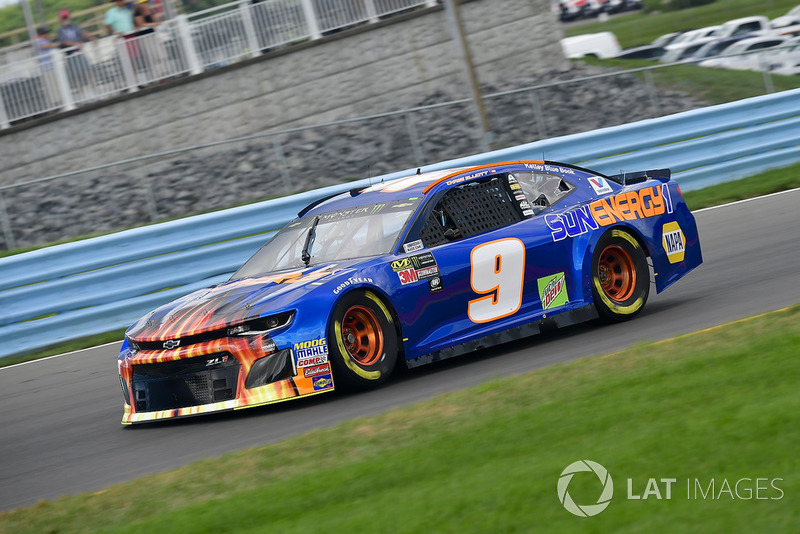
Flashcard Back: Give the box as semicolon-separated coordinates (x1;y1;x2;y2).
341;305;384;366
329;291;398;389
597;245;637;302
591;230;650;322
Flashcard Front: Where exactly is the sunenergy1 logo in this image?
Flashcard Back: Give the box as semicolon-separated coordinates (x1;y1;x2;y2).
546;184;674;242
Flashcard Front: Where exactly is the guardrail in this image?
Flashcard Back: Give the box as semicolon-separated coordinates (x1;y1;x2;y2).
1;88;798;360
0;0;434;127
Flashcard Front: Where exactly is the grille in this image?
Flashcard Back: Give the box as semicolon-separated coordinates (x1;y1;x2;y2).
132;353;240;412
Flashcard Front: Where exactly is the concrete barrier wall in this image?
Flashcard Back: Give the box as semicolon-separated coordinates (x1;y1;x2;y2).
2;88;798;360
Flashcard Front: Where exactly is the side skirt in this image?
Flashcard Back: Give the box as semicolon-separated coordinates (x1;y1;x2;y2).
406;304;598;369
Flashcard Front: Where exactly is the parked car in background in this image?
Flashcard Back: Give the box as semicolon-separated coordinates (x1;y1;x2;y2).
665;26;720;48
688;36;748;62
614;31;683;60
708;16;771;40
770;5;800;31
700;36;787;70
561;32;622;59
659;37;717;63
763;35;800;75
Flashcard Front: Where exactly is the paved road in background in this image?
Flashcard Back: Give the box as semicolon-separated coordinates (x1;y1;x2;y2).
2;189;800;511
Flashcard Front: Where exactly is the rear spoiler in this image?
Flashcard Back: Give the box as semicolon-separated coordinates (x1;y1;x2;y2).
607;168;671;185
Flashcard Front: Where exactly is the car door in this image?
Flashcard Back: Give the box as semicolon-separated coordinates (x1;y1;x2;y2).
392;171;580;361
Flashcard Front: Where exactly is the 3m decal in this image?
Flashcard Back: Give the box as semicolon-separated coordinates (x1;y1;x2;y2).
391;258;412;272
404;240;424;253
468;238;525;323
295;338;328;366
312;374;334;391
546;184;675;242
397;268;419;285
537;272;568;310
662;221;686;263
303;363;331;378
588;176;613;196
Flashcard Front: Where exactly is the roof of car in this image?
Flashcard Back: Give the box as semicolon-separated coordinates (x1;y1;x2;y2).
301;160;563;216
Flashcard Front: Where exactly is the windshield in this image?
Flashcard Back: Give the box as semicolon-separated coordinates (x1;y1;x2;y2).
232;200;419;278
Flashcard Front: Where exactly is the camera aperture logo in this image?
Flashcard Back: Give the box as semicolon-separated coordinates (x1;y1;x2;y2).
557;460;614;517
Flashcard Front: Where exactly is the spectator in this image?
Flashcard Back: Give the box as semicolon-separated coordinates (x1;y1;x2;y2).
104;0;135;36
56;10;96;99
134;0;161;34
35;26;61;107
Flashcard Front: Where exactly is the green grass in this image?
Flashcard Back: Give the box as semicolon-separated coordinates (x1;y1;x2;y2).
2;305;798;532
683;161;800;210
565;0;800;48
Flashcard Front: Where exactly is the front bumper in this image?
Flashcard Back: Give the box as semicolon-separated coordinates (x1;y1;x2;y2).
119;334;334;424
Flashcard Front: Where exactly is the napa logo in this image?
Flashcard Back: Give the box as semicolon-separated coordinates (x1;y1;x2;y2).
662;221;685;264
538;272;568;310
558;460;614;518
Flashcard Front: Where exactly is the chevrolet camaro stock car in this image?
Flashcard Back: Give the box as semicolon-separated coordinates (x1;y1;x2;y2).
118;160;702;424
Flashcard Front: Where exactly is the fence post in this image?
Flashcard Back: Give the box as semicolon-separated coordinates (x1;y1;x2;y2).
365;0;379;23
0;88;8;129
139;167;159;221
238;0;262;58
116;38;140;93
644;69;661;118
405;112;425;167
527;88;547;140
0;191;17;251
760;57;774;94
52;50;75;111
176;14;203;75
299;0;322;40
272;137;293;194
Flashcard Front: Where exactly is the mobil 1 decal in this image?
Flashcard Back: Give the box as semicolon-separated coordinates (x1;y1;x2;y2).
545;183;674;242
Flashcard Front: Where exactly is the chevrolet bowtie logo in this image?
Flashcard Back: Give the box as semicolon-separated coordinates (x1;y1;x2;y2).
163;339;181;349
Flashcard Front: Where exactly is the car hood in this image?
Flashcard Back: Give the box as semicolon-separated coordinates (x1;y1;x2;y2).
126;260;369;341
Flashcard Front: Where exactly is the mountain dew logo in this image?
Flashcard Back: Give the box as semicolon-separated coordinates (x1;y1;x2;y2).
538;272;568;310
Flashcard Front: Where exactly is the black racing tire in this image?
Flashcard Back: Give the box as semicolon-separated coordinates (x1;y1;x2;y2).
328;290;398;389
591;229;650;322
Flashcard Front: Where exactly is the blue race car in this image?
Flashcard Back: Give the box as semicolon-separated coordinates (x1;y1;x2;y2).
118;160;702;424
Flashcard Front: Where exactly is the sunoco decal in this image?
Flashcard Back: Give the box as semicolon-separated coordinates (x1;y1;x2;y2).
538;272;568;310
545;184;674;242
295;338;328;367
312;374;334;391
662;221;686;263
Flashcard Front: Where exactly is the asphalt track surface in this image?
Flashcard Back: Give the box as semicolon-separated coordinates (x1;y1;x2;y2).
2;189;800;512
